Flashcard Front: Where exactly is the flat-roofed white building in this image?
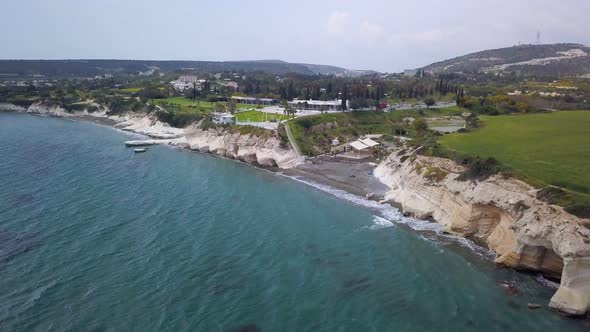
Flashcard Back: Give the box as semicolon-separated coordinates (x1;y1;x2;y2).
287;99;346;111
231;96;278;105
178;75;199;83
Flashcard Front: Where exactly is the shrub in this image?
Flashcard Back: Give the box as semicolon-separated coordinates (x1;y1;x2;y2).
157;110;203;128
296;117;313;130
456;157;500;182
424;97;436;107
424;166;448;182
565;204;590;219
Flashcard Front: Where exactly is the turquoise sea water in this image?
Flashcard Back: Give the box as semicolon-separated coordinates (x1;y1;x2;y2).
0;113;587;331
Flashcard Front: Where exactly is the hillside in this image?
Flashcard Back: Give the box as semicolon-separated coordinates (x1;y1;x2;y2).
423;43;590;77
0;59;360;78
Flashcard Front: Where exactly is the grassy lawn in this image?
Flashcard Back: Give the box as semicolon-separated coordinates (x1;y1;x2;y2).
438;111;590;195
154;97;253;112
235;110;286;122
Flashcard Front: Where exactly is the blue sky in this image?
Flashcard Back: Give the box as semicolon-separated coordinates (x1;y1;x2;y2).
1;0;589;72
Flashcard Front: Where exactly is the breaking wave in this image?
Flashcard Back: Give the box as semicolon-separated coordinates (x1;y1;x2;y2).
282;174;495;259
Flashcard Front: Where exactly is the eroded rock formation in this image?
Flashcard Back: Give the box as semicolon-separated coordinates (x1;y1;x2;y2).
375;150;590;316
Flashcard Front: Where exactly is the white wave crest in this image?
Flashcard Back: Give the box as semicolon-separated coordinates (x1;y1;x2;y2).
370;216;394;230
281;173;494;259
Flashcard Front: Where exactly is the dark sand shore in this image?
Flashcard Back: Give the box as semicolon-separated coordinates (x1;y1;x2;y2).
284;156;390;200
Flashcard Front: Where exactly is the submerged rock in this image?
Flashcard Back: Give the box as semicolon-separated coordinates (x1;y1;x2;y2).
528;303;542;309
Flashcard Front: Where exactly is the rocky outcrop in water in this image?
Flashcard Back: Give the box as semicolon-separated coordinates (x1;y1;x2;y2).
374;150;590;316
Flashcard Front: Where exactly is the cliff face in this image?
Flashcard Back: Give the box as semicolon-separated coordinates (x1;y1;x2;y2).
113;116;300;169
0;103;300;169
375;150;590;316
177;126;300;169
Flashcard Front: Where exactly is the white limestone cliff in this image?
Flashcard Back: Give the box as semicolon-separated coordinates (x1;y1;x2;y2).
374;149;590;316
1;103;300;169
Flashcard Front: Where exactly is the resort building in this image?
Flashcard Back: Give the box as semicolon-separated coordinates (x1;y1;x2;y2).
287;99;346;111
171;75;202;92
231;96;279;105
178;75;199;83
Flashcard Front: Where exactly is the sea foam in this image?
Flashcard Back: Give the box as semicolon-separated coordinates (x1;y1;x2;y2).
282;174;495;260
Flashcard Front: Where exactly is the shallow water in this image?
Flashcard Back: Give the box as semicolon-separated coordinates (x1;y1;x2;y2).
0;113;586;331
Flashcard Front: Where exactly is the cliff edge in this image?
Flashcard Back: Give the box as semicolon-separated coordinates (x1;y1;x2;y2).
375;149;590;316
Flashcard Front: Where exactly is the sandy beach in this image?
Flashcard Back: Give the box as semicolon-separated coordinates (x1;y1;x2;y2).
285;157;390;200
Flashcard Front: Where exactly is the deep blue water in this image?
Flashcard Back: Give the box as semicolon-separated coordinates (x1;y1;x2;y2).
0;113;587;331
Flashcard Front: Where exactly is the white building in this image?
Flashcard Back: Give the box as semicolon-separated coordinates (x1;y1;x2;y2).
171;75;201;92
178;75;199;83
212;112;236;125
231;96;278;105
288;99;346;111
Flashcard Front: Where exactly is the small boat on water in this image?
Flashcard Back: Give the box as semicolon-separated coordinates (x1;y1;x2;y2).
134;148;148;153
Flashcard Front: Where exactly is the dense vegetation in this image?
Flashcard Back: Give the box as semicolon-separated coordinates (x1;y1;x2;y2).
288;106;467;156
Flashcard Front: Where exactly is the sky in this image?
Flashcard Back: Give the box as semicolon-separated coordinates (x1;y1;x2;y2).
1;0;590;72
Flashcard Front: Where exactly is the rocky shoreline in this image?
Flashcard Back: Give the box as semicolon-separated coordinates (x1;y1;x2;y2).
374;149;590;316
2;102;589;316
0;102;300;169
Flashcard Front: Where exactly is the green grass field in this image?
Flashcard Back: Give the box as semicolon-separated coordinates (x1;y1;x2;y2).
235;110;286;122
153;97;254;113
439;111;590;194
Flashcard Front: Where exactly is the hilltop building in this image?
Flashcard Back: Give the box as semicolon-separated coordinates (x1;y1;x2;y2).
171;75;201;92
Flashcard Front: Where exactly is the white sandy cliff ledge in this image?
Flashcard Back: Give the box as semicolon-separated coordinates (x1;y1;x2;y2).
375;150;590;316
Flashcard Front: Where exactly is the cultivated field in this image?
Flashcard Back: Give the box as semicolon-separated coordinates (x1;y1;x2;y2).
439;111;590;195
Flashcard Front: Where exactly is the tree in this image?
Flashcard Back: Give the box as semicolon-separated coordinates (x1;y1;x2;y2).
424;97;436;108
413;118;428;135
227;98;237;114
341;84;348;110
282;100;295;119
287;81;295;100
349;98;369;110
215;103;226;113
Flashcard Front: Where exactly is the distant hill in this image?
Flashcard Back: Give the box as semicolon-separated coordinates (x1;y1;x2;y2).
422;43;590;77
0;59;368;78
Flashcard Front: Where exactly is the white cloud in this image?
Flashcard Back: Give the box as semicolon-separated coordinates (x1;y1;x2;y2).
325;10;350;35
359;21;383;37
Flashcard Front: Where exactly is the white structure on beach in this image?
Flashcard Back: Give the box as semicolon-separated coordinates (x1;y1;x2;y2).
331;137;380;158
288;99;346;111
212;112;236;125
